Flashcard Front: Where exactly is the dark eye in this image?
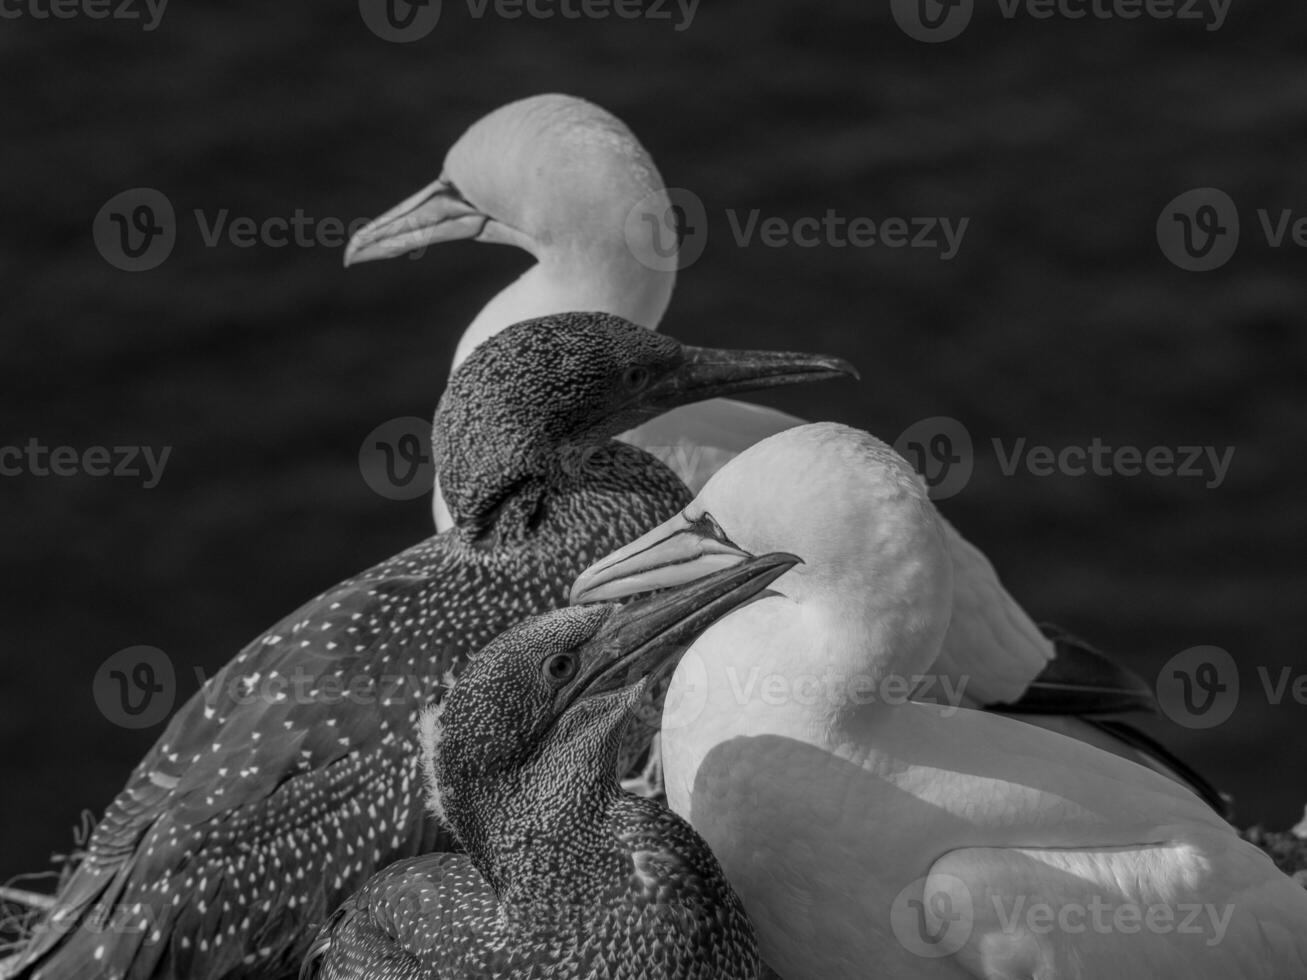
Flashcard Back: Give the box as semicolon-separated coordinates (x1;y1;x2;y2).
622;366;651;392
692;511;731;543
543;653;578;683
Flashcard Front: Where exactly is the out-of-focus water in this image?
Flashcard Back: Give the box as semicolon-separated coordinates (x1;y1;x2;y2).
2;0;1305;889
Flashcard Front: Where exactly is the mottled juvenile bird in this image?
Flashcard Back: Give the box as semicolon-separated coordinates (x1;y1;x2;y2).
11;313;851;980
302;552;799;980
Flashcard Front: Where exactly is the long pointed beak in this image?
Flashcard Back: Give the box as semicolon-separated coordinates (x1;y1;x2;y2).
344;177;489;266
643;346;858;412
568;551;799;702
571;511;763;605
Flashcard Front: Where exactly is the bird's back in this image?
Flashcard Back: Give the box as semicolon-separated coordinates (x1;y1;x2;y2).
16;458;689;980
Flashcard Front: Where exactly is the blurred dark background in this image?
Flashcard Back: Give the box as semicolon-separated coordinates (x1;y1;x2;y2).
2;0;1305;891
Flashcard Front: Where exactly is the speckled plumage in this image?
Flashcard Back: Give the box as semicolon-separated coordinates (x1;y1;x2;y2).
15;314;711;980
302;595;769;980
304;806;758;980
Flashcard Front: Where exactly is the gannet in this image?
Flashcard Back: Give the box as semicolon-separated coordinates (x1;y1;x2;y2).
301;553;799;980
343;92;807;521
10;315;849;980
339;95;1195;789
572;423;1307;979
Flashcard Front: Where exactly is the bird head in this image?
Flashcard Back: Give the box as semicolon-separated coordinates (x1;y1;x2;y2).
420;552;799;862
346;94;665;269
431;312;856;536
571;424;955;716
344;94;674;326
344;94;680;367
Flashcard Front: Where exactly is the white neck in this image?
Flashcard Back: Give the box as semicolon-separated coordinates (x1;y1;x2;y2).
661;564;951;811
452;249;676;370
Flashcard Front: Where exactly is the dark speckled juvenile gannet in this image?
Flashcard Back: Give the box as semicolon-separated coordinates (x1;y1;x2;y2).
10;314;850;980
302;553;798;980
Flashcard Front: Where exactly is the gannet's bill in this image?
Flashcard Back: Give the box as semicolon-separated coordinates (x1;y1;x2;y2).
572;424;1307;979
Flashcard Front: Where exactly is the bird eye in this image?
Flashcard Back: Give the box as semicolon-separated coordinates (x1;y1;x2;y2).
622;366;651;392
543;653;578;683
693;511;731;543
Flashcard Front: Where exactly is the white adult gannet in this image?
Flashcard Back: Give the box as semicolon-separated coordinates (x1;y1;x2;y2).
342;94;1203;783
343;92;805;526
571;423;1307;980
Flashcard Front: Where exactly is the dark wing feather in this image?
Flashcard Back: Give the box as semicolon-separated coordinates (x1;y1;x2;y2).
17;545;458;980
995;622;1157;716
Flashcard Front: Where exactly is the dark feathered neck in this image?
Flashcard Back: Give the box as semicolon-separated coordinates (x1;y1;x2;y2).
445;440;690;550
